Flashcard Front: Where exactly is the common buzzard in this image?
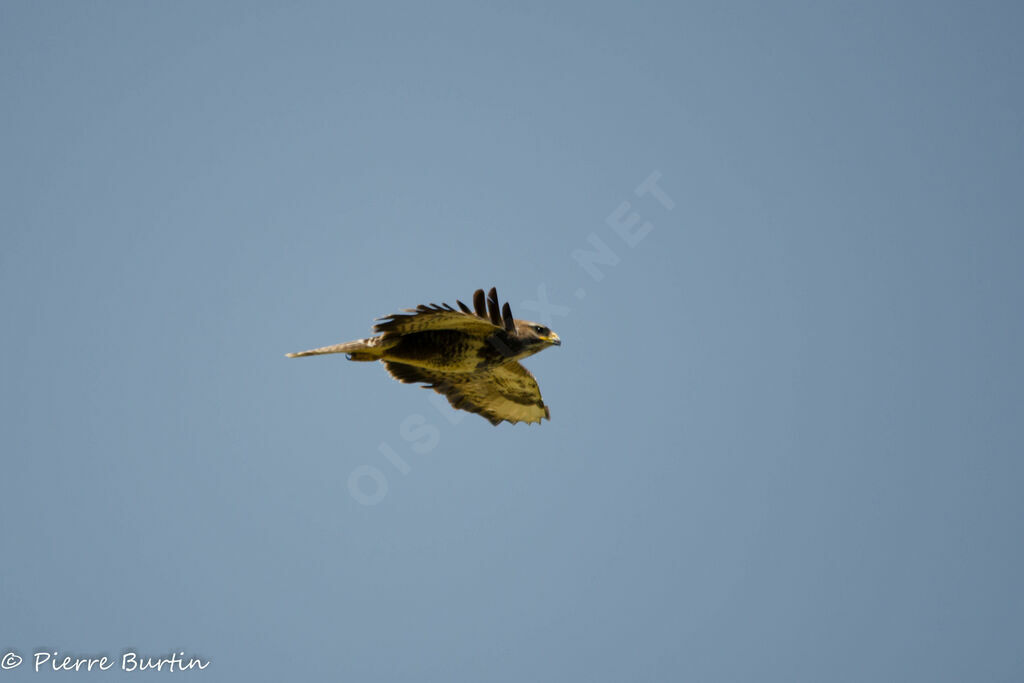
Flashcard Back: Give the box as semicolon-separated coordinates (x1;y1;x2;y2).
287;288;560;425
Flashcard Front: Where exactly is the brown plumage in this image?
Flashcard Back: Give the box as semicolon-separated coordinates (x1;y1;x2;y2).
286;288;561;425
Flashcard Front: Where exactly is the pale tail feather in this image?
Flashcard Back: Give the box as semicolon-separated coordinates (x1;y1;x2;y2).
285;337;383;361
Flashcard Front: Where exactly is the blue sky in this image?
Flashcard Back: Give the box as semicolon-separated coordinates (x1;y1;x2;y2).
2;2;1022;681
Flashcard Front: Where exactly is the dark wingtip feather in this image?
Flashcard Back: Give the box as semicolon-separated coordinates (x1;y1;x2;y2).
473;289;487;318
501;302;515;332
487;287;502;326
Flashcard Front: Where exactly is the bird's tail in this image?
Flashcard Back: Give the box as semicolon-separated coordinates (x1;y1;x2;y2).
285;336;385;361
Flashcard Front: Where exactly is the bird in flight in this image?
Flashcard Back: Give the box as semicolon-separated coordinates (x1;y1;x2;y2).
287;288;561;425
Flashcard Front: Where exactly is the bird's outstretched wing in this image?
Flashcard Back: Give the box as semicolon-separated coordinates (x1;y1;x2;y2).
383;359;550;425
373;287;516;337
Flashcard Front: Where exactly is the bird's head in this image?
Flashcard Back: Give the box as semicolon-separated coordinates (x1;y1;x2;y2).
514;320;561;351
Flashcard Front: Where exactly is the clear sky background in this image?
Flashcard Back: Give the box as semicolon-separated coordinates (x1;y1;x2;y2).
2;2;1022;681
